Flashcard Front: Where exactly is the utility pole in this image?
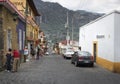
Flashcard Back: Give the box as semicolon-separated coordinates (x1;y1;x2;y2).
72;17;74;47
65;12;70;46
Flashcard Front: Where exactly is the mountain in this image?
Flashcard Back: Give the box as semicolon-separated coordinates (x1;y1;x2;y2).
34;0;103;43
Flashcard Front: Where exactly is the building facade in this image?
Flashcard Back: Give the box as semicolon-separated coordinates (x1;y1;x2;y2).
17;19;25;54
0;0;25;52
10;0;41;58
79;11;120;73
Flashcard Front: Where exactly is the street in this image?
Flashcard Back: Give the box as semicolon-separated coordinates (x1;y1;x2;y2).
0;54;120;84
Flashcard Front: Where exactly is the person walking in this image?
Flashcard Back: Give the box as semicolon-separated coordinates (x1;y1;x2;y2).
31;48;35;60
5;48;12;72
36;48;40;60
40;48;44;57
12;49;20;72
24;46;29;62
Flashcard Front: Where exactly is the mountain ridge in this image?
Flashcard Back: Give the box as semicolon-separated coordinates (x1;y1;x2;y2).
34;0;103;43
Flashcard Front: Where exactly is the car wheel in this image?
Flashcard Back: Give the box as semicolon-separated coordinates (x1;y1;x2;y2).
64;56;67;59
71;60;74;64
75;61;79;67
90;63;94;67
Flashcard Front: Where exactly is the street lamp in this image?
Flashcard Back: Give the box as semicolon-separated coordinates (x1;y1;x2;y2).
12;12;18;21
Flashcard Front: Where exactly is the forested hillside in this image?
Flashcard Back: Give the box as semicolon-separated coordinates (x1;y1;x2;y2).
34;0;103;43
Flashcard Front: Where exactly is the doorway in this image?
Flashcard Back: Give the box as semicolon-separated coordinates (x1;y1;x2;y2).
93;42;97;62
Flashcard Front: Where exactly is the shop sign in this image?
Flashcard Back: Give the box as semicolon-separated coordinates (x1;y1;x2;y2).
96;35;105;39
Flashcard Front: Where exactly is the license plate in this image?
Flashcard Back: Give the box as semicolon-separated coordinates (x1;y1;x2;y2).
84;61;89;63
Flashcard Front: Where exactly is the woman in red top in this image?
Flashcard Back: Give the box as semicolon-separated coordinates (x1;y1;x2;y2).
12;49;20;72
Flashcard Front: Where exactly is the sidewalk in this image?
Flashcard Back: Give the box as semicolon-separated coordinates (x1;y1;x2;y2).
0;56;43;73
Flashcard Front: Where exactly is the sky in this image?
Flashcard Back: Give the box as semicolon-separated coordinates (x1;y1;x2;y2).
42;0;120;13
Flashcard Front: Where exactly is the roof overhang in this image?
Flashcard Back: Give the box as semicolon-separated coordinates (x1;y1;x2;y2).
0;0;25;22
27;0;40;16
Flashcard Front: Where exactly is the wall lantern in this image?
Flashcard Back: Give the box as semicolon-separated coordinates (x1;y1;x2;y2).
12;12;18;21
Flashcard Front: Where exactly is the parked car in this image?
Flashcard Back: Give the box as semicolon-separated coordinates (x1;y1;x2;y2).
61;48;67;57
45;51;49;55
71;51;94;67
63;49;74;59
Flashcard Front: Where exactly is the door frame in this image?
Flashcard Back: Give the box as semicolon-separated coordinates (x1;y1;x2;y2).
93;41;98;62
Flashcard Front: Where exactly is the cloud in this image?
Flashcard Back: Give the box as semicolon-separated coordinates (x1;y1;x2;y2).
42;0;120;13
84;0;120;13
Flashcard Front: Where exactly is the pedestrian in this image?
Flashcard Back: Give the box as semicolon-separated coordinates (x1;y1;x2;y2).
31;48;35;60
12;49;20;72
5;48;12;72
39;48;44;57
24;46;29;62
78;46;81;51
36;48;40;60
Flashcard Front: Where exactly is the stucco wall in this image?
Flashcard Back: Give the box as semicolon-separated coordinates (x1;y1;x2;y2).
2;6;19;51
79;11;120;73
10;0;26;15
79;12;115;62
114;13;120;62
0;6;4;50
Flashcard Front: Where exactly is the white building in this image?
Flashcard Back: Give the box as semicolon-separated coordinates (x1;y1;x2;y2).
79;11;120;73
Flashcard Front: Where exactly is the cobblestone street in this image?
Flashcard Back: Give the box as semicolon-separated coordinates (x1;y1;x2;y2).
0;54;120;84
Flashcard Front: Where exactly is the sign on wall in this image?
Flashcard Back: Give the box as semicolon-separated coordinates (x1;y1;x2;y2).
96;35;105;39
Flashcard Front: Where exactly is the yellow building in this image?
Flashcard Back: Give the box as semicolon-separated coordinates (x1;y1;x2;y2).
0;0;26;51
9;0;26;15
10;0;40;48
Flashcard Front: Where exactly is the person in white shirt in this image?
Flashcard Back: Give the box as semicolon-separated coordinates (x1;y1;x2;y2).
24;46;29;62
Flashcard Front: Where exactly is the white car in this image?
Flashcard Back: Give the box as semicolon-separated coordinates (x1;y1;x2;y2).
45;51;49;55
64;49;74;59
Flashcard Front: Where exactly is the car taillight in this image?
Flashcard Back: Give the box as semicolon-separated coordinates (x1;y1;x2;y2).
90;56;94;61
79;56;83;61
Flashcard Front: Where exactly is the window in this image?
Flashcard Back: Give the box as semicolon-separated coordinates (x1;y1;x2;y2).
23;31;25;48
7;29;12;49
19;29;22;50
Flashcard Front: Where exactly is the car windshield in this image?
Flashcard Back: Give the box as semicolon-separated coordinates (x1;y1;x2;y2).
78;51;91;56
66;50;73;52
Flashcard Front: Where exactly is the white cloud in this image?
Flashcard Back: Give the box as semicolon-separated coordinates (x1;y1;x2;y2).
42;0;120;13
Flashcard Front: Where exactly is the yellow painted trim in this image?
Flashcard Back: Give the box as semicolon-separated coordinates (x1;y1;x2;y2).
114;62;120;73
96;56;114;71
96;57;120;73
92;42;120;73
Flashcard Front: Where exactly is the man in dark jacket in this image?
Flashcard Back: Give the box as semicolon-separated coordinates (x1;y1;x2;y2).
6;48;12;72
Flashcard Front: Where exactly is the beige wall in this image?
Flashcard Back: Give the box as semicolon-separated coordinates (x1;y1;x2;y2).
10;0;40;45
10;0;35;18
10;0;26;15
2;7;19;51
